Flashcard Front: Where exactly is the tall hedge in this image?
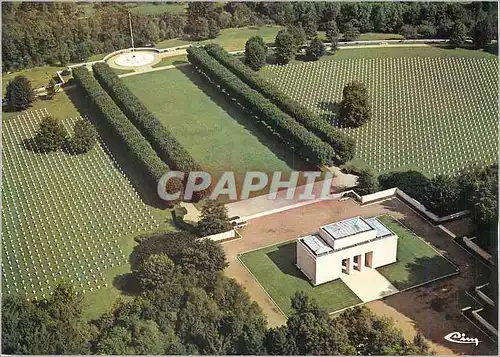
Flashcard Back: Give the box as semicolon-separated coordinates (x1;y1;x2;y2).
92;62;201;174
204;43;356;164
72;66;168;184
187;46;335;166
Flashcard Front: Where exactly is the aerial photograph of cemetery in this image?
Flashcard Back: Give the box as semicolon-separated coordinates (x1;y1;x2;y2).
1;1;498;355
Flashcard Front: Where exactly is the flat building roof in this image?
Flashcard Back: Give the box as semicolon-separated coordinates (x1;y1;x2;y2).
365;217;394;238
300;234;333;256
321;216;373;240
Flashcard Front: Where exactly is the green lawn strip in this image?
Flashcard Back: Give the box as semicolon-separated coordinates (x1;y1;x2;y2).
156;26;282;51
376;216;458;290
152;54;189;68
240;241;362;316
317;31;404;41
123;67;309;176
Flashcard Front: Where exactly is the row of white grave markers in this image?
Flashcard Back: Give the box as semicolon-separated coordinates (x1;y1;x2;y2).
266;57;498;176
2;109;159;300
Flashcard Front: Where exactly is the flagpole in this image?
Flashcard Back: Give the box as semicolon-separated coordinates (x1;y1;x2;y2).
128;11;134;52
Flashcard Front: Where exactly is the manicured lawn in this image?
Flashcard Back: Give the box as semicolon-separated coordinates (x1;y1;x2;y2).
152;54;189;68
240;241;362;316
264;46;498;176
376;216;458;290
123;67;309;177
3;66;65;95
317;31;404;41
156;26;282;51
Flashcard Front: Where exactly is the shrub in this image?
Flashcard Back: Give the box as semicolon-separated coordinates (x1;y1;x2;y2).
355;169;379;195
34;115;68;152
204;44;355;163
378;170;429;203
72;66;169;185
46;78;59;99
423;175;461;216
339;81;371;128
6;75;35;111
68;119;97;154
187;46;336;166
91;63;202;181
305;37;325;60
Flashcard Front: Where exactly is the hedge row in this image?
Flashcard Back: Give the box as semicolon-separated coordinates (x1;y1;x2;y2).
186;46;335;166
72;66;168;184
92;62;201;174
204;43;356;164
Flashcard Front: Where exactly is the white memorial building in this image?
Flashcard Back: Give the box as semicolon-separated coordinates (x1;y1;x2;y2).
296;216;398;286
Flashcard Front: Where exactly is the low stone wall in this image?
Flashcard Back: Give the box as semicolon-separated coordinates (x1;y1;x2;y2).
344;187;469;225
463;237;494;264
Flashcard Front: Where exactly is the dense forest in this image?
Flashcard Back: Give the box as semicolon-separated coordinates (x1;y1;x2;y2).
2;1;498;71
2;231;433;355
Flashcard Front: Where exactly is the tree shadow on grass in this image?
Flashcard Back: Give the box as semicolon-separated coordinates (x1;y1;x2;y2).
112;272;141;296
65;86;169;209
384;255;458;290
178;66;315;172
266;242;308;280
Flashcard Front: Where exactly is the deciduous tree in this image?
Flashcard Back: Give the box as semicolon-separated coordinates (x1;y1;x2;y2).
197;199;232;236
305;37;325;60
68;119;97;154
339;81;371;128
6;75;35;111
245;36;267;70
34;115;68;152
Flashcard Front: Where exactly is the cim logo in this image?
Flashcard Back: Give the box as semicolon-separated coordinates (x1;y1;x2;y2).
444;332;480;346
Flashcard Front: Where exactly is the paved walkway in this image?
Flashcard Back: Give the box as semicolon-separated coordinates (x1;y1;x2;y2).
225;170;357;220
341;267;399;303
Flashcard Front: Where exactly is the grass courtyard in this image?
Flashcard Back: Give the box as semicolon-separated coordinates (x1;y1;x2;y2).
239;215;458;316
239;241;362;316
376;216;459;290
123;67;311;180
264;46;498;176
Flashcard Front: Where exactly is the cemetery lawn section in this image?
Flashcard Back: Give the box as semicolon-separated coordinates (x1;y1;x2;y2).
123;67;310;178
264;46;498;176
239;241;362;316
1;102;171;319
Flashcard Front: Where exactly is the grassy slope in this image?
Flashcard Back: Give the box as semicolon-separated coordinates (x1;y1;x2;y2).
122;67;308;175
377;216;458;290
240;241;362;316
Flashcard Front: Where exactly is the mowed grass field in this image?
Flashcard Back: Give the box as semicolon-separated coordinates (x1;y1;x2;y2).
239;241;362;316
123;67;311;181
376;216;458;290
264;46;498;176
